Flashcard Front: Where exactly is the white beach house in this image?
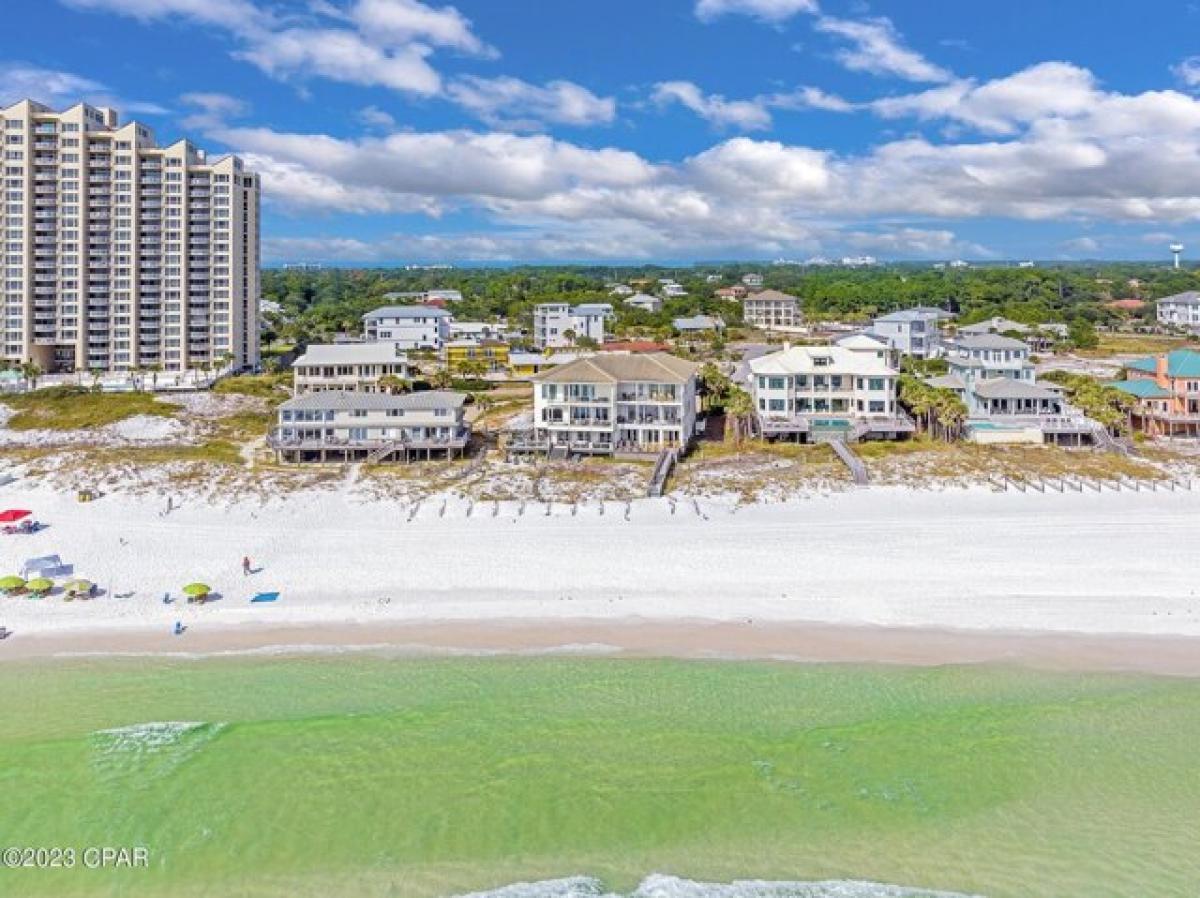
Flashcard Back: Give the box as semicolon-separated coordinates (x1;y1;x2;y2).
742;289;801;331
869;307;949;358
929;334;1098;444
270;390;471;463
363;306;452;350
532;303;612;349
749;342;914;442
624;293;664;313
292;342;412;394
1157;292;1200;331
509;352;701;456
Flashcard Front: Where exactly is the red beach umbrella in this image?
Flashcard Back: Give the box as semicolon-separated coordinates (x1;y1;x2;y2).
0;510;31;523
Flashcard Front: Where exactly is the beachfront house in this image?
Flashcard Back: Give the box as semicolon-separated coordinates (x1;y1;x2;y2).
869;307;949;359
956;317;1068;353
749;342;913;443
270;391;471;463
363;306;452;351
509;352;701;456
382;289;464;304
1157;292;1200;331
742;289;801;331
929;335;1098;444
443;339;510;374
624;293;663;313
673;315;725;334
507;351;586;379
532;303;612;349
1109;350;1200;437
292;342;412;394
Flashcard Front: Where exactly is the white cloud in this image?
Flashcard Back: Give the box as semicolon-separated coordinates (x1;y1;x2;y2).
446;76;616;129
0;62;167;114
651;81;854;131
1060;236;1100;255
815;16;952;83
235;27;443;95
694;0;818;23
348;0;494;57
1173;56;1200;89
871;62;1101;134
179;91;249;129
357;105;398;129
62;0;267;31
651;82;773;131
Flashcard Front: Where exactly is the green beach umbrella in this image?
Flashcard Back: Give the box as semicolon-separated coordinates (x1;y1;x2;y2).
0;575;25;592
183;583;211;597
26;577;53;594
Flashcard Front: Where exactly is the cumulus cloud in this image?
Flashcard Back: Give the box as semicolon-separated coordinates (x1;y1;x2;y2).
651;81;855;130
179;91;249;129
446;76;616;129
0;61;167;114
1173;56;1200;89
815;16;952;83
694;0;819;23
651;82;774;131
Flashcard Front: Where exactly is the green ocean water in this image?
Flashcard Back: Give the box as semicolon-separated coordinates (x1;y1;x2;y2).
1;655;1198;898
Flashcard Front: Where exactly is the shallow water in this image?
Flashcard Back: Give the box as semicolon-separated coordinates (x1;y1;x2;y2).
1;656;1198;897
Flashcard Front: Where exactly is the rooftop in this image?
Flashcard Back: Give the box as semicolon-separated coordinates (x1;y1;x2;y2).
749;345;896;376
875;307;948;323
1107;378;1173;399
951;333;1030;352
745;289;799;304
972;378;1061;401
1157;291;1200;306
294;342;408;367
280;390;466;413
363;306;452;320
1125;349;1200;378
532;352;701;385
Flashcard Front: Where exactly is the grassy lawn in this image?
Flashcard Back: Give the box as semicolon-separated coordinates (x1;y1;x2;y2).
1079;332;1197;357
213;373;293;404
0;387;176;430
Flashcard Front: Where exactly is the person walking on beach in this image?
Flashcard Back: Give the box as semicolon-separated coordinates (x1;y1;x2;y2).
242;556;252;576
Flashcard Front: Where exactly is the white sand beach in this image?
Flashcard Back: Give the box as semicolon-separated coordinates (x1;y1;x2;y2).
0;479;1198;666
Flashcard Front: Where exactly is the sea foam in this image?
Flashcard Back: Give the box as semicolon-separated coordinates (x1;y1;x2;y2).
90;721;226;784
453;875;982;898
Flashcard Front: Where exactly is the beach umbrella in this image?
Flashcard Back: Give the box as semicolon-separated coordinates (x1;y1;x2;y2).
0;575;25;593
25;577;53;594
64;579;92;596
182;583;211;597
0;509;30;523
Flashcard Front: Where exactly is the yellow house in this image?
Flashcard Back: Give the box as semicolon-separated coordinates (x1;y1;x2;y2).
508;350;587;379
444;339;510;374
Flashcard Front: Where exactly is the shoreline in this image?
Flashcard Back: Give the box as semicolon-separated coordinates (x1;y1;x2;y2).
7;616;1200;676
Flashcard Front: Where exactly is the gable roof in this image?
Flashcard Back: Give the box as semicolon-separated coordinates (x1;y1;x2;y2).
951;333;1030;351
280;390;466;412
875;307;944;323
363;305;451;320
1157;291;1200;305
749;345;896;376
958;316;1031;335
745;289;798;304
1107;379;1172;399
837;333;890;351
1125;349;1200;378
294;342;408;367
972;378;1061;401
532;352;700;384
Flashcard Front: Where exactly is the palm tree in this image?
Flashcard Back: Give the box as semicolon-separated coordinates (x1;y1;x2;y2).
19;360;41;391
378;374;412;395
723;386;756;445
455;358;488;380
698;362;731;413
430;368;454;390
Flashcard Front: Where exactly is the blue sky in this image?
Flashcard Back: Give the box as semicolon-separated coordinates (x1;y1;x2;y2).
7;0;1200;263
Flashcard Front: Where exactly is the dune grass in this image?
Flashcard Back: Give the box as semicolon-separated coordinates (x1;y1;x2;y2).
0;386;176;430
212;373;292;404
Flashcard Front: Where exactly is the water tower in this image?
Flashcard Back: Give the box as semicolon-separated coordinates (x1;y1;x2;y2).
1171;243;1184;269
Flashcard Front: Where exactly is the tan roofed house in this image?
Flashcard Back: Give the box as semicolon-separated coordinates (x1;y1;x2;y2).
511;353;702;456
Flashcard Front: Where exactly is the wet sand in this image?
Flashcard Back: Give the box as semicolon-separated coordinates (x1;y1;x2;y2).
6;616;1200;677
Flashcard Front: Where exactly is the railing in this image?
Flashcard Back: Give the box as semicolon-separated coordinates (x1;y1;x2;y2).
268;429;469;451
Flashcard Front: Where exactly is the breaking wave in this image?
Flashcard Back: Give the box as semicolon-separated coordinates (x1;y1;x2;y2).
90;721;226;785
452;874;981;898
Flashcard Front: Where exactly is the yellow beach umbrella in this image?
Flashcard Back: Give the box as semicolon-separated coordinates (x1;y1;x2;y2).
26;577;53;595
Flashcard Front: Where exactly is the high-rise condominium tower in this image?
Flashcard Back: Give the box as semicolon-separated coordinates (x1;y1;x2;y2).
2;99;260;374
